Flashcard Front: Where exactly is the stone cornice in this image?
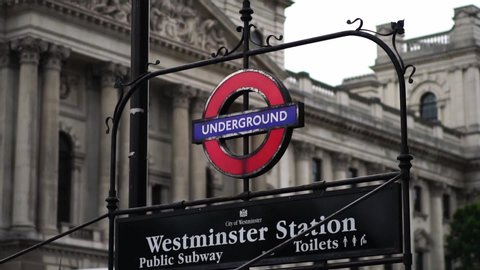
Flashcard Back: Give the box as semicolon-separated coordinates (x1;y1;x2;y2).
373;45;480;73
301;100;466;170
8;0;284;75
5;0;241;72
0;238;107;261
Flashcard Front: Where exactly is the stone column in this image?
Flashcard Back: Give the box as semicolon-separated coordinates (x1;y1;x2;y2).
97;62;126;237
38;43;70;234
332;152;350;180
190;90;208;200
430;183;445;270
0;43;15;230
11;37;47;230
316;148;333;181
171;85;193;201
293;141;314;186
365;162;385;175
365;162;386;186
278;146;294;188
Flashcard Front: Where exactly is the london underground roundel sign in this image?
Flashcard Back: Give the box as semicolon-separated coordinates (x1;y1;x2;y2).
192;69;304;178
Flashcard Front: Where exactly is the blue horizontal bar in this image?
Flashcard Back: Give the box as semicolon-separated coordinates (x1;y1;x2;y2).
192;103;301;143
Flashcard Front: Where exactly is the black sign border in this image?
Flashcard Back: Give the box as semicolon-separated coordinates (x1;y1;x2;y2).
115;184;402;269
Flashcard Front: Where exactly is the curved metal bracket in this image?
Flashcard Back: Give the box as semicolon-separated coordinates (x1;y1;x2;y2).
211;20;285;57
347;19;414;85
249;24;284;47
211;26;245;58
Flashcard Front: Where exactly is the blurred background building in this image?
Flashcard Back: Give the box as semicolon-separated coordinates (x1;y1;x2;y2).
0;1;479;269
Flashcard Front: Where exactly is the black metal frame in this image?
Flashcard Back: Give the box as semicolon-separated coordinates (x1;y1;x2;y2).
0;0;414;269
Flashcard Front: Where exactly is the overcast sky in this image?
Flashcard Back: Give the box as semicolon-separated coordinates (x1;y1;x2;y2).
284;0;480;86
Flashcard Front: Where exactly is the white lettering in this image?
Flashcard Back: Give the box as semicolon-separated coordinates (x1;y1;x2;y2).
139;257;146;268
218;121;225;132
276;220;287;239
275;216;357;240
342;217;357;232
279;110;288;121
146;226;270;254
226;119;232;131
246;116;253;127
271;112;278;122
238;118;245;128
146;235;164;253
327;220;341;234
210;123;217;133
201;124;209;135
253;115;261;125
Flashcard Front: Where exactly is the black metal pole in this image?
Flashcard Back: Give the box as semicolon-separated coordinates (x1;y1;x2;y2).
398;77;413;270
240;0;253;193
129;0;149;208
108;2;149;270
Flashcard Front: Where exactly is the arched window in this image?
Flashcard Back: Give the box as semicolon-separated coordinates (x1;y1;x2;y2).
58;132;73;226
420;92;438;121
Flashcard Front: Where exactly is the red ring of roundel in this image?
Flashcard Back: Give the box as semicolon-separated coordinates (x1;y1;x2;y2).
202;69;292;178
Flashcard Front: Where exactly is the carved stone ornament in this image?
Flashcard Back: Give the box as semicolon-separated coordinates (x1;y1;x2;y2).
150;0;227;52
169;85;195;109
65;0;228;52
60;74;78;100
97;61;128;88
10;36;48;65
0;42;11;68
91;0;131;24
43;44;71;71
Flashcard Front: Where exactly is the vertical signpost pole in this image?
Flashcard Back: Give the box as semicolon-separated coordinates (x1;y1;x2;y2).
398;79;413;270
240;0;253;193
129;0;149;209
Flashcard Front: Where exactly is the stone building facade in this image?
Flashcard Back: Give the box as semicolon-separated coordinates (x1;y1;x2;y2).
0;1;478;269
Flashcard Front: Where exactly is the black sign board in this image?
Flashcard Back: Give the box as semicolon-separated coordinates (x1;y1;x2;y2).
116;184;402;269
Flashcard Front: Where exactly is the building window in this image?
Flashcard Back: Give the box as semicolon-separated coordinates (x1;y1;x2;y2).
415;251;424;270
312;158;322;182
348;167;358;178
420;92;438;121
151;184;163;205
58;132;73;226
443;193;451;220
413;186;422;213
